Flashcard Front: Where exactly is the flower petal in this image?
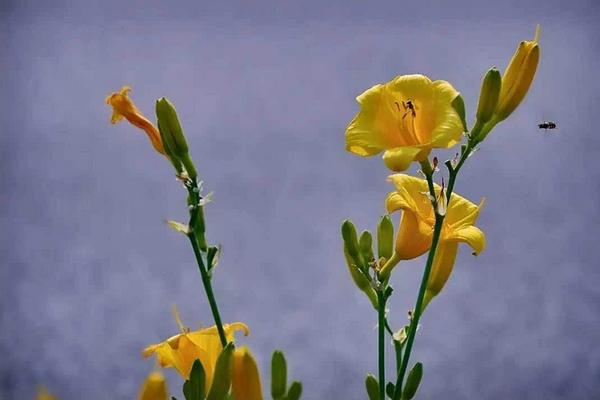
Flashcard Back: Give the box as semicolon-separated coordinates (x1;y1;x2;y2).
446;225;486;255
429;81;463;147
345;84;399;156
383;146;428;172
394;209;433;260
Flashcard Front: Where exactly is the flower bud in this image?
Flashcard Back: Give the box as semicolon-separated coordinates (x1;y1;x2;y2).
494;25;540;122
138;371;169;400
359;230;375;263
341;219;364;268
343;245;378;309
377;215;394;260
475;68;502;124
156;98;198;178
232;347;263;400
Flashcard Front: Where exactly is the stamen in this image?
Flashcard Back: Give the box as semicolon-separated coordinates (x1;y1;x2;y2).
172;304;187;334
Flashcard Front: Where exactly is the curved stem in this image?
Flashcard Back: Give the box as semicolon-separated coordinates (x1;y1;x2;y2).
377;290;387;400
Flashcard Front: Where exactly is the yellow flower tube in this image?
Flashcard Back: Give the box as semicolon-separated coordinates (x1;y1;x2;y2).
142;309;249;388
232;347;264;400
138;371;168;400
382;175;485;305
105;86;166;155
345;75;464;171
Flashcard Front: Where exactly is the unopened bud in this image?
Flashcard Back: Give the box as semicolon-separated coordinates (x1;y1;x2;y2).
341;219;364;268
476;67;502;124
377;215;394;260
156;98;198;179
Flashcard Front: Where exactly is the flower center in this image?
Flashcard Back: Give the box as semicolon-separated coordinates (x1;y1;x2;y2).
394;99;420;144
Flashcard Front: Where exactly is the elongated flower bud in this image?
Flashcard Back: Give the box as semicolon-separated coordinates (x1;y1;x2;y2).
377;215;394;260
475;68;502;124
494;25;540;122
232;347;264;400
344;245;378;309
341;219;364;268
138;371;168;400
156;98;197;178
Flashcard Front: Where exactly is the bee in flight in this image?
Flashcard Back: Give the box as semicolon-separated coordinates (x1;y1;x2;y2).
538;121;557;130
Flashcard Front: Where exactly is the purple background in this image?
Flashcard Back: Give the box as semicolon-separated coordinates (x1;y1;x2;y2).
1;0;599;399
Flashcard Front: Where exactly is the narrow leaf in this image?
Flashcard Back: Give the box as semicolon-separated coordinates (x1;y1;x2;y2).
286;381;302;400
365;374;379;400
402;362;423;400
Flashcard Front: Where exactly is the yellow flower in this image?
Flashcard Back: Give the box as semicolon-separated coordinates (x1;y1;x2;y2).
142;308;249;388
138;371;168;400
345;75;464;171
105;86;166;155
35;387;58;400
232;347;264;400
494;25;540;122
384;174;486;305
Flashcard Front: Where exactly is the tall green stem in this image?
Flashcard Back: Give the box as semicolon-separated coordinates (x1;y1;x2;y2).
377;290;387;400
393;145;475;399
186;179;228;347
392;216;444;400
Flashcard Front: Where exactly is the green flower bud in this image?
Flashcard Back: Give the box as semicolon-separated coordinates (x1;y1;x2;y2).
271;350;287;399
206;343;234;400
377;215;394;260
156;97;197;179
365;374;379;400
286;381;302;400
476;68;502;124
341;219;364;268
359;230;375;263
343;245;378;309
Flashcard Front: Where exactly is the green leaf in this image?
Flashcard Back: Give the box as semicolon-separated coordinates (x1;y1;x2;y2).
377;215;394;260
359;230;375;263
183;359;206;400
401;362;423;400
386;382;395;399
365;374;379;400
451;94;468;132
206;245;221;272
286;381;302;400
206;343;234;400
271;350;288;399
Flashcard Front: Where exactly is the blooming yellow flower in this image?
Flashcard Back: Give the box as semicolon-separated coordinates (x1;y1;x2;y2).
494;25;540;122
345;75;464;172
35;387;58;400
384;174;486;305
142;308;249;388
138;371;168;400
232;346;264;400
105;86;166;155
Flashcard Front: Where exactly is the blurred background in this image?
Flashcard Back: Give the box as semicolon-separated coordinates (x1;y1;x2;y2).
1;0;599;398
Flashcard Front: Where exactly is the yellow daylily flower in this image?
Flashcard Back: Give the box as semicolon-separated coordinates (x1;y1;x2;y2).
384;174;486;305
35;387;58;400
138;371;168;400
142;307;250;388
232;347;264;400
105;86;166;155
345;74;464;171
494;25;540;122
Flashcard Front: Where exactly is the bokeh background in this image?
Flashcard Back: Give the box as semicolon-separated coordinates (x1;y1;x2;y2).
1;0;599;398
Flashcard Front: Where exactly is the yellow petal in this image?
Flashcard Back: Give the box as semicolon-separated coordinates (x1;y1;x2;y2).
424;241;459;305
444;197;485;230
345;84;402;156
429;80;464;147
446;225;486;256
393;208;433;260
386;174;435;221
383;146;428;172
232;347;264;400
138;371;169;400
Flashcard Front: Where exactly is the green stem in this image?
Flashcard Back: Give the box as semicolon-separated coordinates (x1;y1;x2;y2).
186;179;228;347
377;290;387;400
392;216;444;400
188;232;228;347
